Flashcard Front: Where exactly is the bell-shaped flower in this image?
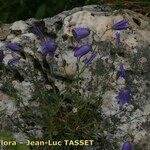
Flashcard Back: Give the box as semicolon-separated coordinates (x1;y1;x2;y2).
113;20;128;30
116;89;132;106
72;27;90;42
6;42;22;51
41;38;56;55
74;44;92;58
117;64;126;79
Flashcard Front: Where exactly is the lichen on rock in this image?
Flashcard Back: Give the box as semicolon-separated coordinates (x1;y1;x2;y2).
0;5;150;149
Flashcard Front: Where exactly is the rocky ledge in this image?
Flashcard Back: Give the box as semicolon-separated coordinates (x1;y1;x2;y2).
0;5;150;150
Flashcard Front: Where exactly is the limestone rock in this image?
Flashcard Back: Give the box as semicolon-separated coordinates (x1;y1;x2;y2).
0;5;150;149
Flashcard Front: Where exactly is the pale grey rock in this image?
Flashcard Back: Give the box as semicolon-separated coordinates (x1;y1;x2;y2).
101;91;119;116
0;91;17;116
0;5;150;149
10;21;29;33
12;81;34;106
13;132;28;143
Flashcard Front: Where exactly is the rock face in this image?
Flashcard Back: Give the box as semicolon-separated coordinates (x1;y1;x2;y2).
0;5;150;149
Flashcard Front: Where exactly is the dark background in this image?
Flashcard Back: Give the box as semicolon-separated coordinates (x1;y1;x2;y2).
0;0;149;23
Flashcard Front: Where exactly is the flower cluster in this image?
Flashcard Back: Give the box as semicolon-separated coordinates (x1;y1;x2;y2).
112;20;132;107
72;27;96;65
0;26;56;64
32;24;56;56
72;25;133;109
113;20;132;146
0;21;135;149
115;64;132;106
0;42;22;65
113;19;129;44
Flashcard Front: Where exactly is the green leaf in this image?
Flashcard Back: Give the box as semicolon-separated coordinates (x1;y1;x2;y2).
35;3;46;19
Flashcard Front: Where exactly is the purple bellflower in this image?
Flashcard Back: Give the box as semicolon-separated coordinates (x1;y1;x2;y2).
41;38;56;55
117;64;126;79
74;44;92;58
115;32;121;44
113;20;129;30
121;142;132;150
7;57;21;66
72;27;90;42
85;52;97;65
0;49;4;63
6;42;22;51
116;89;132;106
